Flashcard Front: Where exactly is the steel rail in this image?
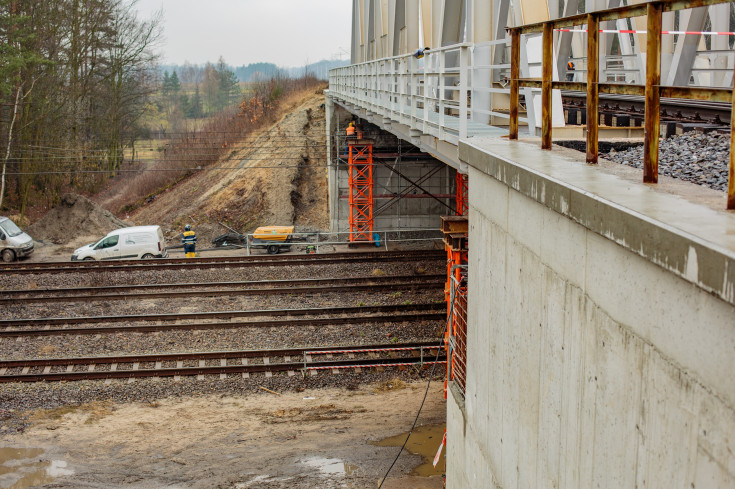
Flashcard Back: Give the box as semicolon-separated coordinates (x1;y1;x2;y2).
0;311;444;338
0;342;446;383
2;341;438;367
1;274;446;297
561;91;732;125
0;302;445;328
0;250;445;275
0;274;445;304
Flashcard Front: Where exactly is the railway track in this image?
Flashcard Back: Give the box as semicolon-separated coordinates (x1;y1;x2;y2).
0;250;445;275
0;341;446;383
0;302;445;336
562;91;732;129
0;274;444;305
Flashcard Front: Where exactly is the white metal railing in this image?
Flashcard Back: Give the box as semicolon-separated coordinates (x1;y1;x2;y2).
329;41;515;145
243;229;442;255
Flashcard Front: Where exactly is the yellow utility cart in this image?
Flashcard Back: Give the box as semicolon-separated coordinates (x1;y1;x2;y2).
251;226;294;254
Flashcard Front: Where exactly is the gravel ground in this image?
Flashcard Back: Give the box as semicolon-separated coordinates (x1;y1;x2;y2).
3;287;440;320
0;368;445;436
0;259;443;290
1;255;447;436
602;132;731;192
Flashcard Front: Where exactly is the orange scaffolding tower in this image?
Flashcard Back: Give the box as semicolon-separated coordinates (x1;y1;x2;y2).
441;216;468;399
348;141;374;242
456;172;468;216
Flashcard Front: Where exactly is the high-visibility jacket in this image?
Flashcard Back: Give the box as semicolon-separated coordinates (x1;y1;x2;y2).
567;61;574;70
182;230;197;245
346;125;356;137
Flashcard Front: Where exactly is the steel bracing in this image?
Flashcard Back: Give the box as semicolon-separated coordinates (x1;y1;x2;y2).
455;172;468;216
347;142;375;242
347;0;733;134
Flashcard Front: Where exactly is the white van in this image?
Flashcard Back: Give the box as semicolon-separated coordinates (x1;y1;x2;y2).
72;225;167;261
0;216;34;262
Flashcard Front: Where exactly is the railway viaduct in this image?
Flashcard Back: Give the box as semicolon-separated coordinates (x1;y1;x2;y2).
326;1;735;487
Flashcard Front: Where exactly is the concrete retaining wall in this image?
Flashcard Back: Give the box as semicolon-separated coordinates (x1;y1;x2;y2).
447;138;735;488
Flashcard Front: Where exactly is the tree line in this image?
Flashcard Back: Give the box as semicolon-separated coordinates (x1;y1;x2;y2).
0;0;161;215
0;0;328;220
160;57;240;126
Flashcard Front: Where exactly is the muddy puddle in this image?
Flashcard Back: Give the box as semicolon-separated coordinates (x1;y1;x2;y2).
0;447;73;489
373;423;446;476
301;456;361;476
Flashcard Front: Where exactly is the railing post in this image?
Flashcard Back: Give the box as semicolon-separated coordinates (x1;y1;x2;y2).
643;1;662;183
509;29;520;139
439;50;446;137
729;59;735;209
410;56;417;126
459;46;468;139
586;13;599;164
541;22;553;149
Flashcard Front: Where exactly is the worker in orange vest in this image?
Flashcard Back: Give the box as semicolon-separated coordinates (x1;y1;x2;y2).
566;60;575;81
346;121;357;139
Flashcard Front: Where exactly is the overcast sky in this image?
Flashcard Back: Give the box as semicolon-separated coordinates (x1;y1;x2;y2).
133;0;352;67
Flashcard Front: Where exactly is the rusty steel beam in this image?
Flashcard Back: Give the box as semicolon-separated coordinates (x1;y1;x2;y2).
509;29;520;139
643;2;663;184
587;13;600;164
516;0;731;34
519;79;543;88
551;82;587;91
599;84;647;96
658;86;733;103
541;23;553;149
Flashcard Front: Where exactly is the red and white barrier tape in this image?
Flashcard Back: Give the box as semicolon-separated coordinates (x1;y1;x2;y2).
305;346;440;355
556;29;735;35
306;360;446;370
433;430;447;467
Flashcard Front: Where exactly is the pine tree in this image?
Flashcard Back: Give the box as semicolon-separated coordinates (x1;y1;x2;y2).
169;70;181;94
189;85;203;119
162;71;171;95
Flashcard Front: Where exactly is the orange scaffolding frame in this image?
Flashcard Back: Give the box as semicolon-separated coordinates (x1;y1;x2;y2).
441;216;468;398
348;142;374;242
455;172;468;216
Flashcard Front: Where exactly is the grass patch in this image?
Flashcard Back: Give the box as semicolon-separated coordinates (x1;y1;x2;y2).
30;400;115;425
37;344;57;355
373;378;407;393
371;268;386;276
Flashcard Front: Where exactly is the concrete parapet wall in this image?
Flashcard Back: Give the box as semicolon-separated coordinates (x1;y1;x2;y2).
447;137;735;488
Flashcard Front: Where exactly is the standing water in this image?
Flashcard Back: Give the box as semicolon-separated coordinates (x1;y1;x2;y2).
0;447;73;489
373;423;446;476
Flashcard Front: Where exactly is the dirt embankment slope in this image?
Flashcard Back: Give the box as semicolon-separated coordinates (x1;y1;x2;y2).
24;89;330;261
127;90;329;247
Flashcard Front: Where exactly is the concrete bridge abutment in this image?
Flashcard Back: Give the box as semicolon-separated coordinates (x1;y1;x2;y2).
446;136;735;488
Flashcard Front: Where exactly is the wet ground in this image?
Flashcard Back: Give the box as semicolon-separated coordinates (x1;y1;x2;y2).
0;381;446;489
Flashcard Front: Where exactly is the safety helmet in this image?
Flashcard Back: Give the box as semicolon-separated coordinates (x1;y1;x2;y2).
349;122;354;126
184;224;191;231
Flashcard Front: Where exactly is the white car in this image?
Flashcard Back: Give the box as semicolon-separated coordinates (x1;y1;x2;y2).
72;226;167;261
0;216;34;262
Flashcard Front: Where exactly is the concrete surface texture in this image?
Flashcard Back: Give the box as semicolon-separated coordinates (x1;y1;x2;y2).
446;137;735;488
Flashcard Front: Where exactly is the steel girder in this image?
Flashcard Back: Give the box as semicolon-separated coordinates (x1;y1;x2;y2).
350;0;733;90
